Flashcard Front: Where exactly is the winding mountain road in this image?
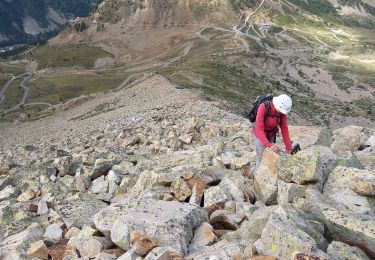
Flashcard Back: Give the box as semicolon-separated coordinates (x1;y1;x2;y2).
0;72;52;116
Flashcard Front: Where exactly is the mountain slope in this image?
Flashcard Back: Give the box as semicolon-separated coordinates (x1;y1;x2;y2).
0;0;101;47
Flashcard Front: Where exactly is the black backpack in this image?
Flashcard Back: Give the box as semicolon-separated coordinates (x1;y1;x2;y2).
247;95;273;123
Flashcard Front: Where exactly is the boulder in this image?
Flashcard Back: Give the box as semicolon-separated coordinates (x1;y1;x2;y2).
254;204;328;259
210;210;242;231
277;180;305;204
0;185;16;201
43;223;63;243
327;241;369;260
189;178;206;205
91;158;115;179
366;136;375;147
55;193;107;229
290;252;327;260
356;146;375;170
302;189;375;258
349;170;375;196
68;226;104;258
204;186;228;207
94;252;118;260
91;176;109;194
144;247;182;260
195;167;224;185
26;240;48;259
323;166;375;214
0;223;44;257
187;222;216;253
130;170;159;198
276;149;322;185
94;198;207;255
170;177;192;201
37;200;49;215
48;243;78;260
287;126;332;148
65;227;81;239
253;149;279;205
223;205;277;250
130;232;158;256
185;240;241;260
331;126;367;156
219;174;254;203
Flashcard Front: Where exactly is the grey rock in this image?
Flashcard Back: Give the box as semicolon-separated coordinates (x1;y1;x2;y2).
302;188;375;258
254;204;328;259
187;222;216;253
94;252;117;260
276;149;323;185
91;159;114;180
0;223;44;256
37;200;49;215
204;186;228;207
223;205;277;250
55;193;107;228
324;166;375;214
327;241;369;260
277;180;305;204
219;173;254;203
43;223;63;242
185;240;241;260
91;176;109;194
253;149;280;205
94;198;207;255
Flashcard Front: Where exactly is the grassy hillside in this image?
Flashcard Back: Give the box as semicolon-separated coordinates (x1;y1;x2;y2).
24;44;112;69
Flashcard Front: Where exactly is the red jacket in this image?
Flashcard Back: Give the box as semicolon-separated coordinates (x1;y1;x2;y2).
252;101;292;152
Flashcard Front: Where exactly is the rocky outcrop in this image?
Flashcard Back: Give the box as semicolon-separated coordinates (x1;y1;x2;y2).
323;166;375;214
302;189;375;258
253;149;280;205
94;198;207;255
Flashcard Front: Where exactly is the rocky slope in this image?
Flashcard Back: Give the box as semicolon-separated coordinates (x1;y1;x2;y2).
0;75;374;259
0;0;101;47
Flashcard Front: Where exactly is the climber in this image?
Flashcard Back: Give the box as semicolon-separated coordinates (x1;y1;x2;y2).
251;94;293;175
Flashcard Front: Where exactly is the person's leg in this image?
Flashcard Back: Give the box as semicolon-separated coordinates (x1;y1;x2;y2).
253;135;266;175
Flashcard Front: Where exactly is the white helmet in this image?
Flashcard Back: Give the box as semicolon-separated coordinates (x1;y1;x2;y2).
273;94;292;114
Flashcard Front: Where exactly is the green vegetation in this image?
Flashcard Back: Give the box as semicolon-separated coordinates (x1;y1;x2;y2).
0;78;24;110
28;73;124;104
24;44;111;69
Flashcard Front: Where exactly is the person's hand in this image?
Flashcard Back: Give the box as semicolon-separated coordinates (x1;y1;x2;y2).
269;144;280;154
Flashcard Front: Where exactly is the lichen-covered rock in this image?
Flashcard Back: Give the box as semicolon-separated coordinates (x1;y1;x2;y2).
302;189;375;258
94;198;207;255
290;252;327;260
331;125;368;156
55;193;107;228
0;223;44;257
323;166;375;214
223;205;277;250
253;149;280;205
327;241;369;260
254;204;328;259
349;170;375;196
129;170;159;198
204;186;228;207
185;240;241;260
170;177;192;201
276;149;322;185
277;180;305;204
219;173;254;203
